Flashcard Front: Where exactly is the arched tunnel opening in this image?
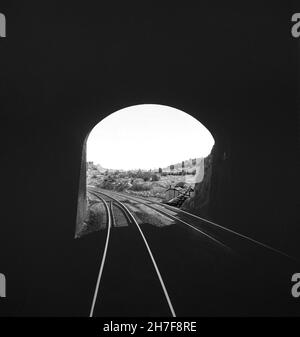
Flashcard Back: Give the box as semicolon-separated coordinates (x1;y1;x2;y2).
76;104;216;238
73;103;299;317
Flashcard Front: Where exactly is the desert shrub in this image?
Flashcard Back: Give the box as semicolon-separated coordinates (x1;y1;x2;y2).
116;184;126;191
151;174;160;182
134;169;151;181
130;182;152;191
115;181;130;191
99;178;116;190
175;181;186;188
137;171;151;181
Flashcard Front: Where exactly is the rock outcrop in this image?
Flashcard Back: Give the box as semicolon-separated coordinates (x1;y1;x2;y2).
182;140;232;224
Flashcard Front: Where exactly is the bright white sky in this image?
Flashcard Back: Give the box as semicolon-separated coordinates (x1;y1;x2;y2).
87;104;214;170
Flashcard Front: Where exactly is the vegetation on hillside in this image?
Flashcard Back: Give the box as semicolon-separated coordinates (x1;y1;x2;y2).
87;159;199;201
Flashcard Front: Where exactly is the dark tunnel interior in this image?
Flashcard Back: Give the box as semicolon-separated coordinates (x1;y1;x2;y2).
0;2;299;316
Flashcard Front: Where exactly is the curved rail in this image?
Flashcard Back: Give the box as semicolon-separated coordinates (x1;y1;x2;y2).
93;190;177;318
91;189;232;253
88;192;112;317
101;189;296;261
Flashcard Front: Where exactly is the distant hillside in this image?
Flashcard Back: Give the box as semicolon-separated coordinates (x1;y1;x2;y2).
87;161;106;173
87;158;202;173
96;163;106;173
163;158;202;172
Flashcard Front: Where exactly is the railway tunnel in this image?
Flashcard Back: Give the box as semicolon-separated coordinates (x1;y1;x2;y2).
0;2;298;316
74;95;297;256
76;104;216;237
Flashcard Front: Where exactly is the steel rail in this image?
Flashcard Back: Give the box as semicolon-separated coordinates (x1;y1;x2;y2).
94;190;177;318
88;192;112;317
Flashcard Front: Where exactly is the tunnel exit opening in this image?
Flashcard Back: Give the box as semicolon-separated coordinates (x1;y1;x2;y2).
76;104;215;238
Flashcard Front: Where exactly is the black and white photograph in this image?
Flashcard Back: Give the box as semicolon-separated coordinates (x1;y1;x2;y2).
0;0;299;326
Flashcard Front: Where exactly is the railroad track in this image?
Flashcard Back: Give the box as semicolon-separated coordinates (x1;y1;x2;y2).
89;188;295;262
87;190;176;317
97;189;232;253
87;192;111;317
85;187;300;316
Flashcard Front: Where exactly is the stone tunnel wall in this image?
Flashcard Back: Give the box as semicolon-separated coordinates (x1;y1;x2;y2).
182;136;232;225
182;153;212;217
75;139;88;237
